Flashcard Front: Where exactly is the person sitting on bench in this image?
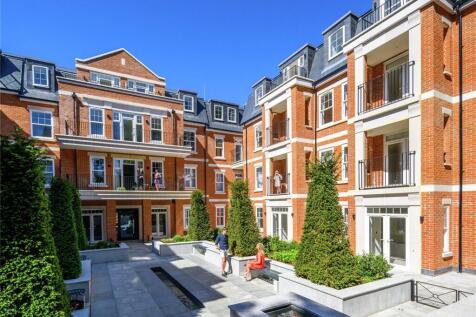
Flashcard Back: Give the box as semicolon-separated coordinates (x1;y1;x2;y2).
243;243;265;281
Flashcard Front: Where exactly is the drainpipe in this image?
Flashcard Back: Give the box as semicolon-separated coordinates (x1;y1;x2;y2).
454;0;464;274
314;87;318;161
204;124;208;204
245;124;248;178
72;93;79;187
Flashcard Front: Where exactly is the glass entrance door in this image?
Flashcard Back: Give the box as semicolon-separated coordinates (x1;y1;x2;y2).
390;217;406;266
117;208;139;240
152;208;168;237
271;207;289;241
369;216;384;256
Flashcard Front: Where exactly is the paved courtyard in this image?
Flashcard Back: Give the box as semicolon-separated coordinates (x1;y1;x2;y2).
91;242;275;317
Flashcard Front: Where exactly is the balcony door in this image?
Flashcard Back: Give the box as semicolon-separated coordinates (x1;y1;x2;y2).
385;138;408;187
113;112;143;142
271;207;290;241
384;54;409;103
152;208;168;238
114;159;144;190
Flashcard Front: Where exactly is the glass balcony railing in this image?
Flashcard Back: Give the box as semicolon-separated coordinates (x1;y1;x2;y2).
270;65;309;91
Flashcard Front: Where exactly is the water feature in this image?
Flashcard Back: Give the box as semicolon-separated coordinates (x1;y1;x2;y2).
264;304;323;317
151;267;204;311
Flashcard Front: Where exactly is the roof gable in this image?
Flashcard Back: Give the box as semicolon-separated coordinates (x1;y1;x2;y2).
75;48;164;82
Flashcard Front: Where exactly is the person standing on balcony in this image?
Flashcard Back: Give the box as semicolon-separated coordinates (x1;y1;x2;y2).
138;168;144;190
274;170;282;194
153;169;160;191
215;227;229;277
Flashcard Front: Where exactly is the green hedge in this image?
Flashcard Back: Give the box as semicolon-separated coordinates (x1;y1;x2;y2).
188;190;211;241
0;130;70;316
68;182;88;250
263;236;299;265
83;240;119;250
227;180;260;256
49;177;81;280
160;235;192;243
356;254;391;283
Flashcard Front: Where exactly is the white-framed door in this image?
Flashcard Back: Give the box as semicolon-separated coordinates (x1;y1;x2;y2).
82;209;105;243
367;207;408;268
113;158;144;190
384;54;409;103
152;207;169;238
269;207;291;241
384;138;408;186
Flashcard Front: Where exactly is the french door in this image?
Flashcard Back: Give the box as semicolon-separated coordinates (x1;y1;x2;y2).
385;138;408;187
384;54;409;103
368;207;408;267
82;210;104;243
112;112;143;142
113;159;144;190
271;207;289;241
152;208;168;238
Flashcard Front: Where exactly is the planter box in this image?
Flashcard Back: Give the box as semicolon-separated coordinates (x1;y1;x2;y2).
80;243;128;264
65;260;91;305
278;273;413;317
152;240;199;256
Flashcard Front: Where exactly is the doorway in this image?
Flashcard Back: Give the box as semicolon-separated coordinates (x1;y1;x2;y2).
385;138;408;186
113;159;144;190
152;208;168;238
385;54;409;103
117;208;139;240
271;207;289;241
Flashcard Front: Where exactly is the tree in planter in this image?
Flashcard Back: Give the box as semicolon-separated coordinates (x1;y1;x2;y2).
49;177;82;279
188;190;210;240
0;130;70;316
68;182;88;250
295;156;360;289
227;180;260;256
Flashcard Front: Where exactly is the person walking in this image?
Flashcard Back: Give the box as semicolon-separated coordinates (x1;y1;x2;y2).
215;227;229;277
273;170;282;194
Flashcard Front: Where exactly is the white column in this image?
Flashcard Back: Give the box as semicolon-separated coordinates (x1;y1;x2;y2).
286;91;292;139
265;107;271;147
408;103;421;186
355;121;365;190
355;197;366;254
287;151;292;194
408;11;421;97
354;45;365;116
265;158;271;195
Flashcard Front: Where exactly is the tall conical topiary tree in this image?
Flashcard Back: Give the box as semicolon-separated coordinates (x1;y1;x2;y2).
228;180;260;256
0;129;70;316
295;156;359;289
188;190;210;240
49;177;81;279
68;182;88;249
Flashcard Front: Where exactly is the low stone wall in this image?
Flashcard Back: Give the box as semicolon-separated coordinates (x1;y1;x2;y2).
65;260;91;305
80;243;128;264
152;240;199;256
278;273;413;317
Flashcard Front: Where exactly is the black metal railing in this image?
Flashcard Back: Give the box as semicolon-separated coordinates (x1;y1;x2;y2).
270;65;308;91
358;61;414;114
358;151;415;189
64;121;184;146
266;118;289;147
358;0;411;32
267;172;290;195
65;174;186;191
415;281;474;308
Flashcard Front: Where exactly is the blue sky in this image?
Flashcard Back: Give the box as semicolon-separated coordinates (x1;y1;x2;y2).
1;1;370;105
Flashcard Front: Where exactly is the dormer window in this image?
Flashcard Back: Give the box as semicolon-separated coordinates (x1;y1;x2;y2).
228;108;237;123
183;95;194;112
255;85;264;107
32;65;49;87
214;104;224;121
329;26;345;60
91;71;120;88
298;55;305;67
127;79;154;94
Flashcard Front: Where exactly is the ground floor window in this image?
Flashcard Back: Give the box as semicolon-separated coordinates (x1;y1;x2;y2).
216;206;225;227
256;205;263;231
342;206;349;238
82;209;104;243
271;207;289;240
42;158;54;187
183;206;190;230
152;208;168;237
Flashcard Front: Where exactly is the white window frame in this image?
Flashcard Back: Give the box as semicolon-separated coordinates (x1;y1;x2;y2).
319;148;334;161
328;26;345;60
127;79;154;94
342;205;349;238
342;82;348;119
184;165;197;189
254;123;263;150
89;107;105;137
42;157;55;188
254;164;263;191
90;71;120;88
183;205;191;230
215;170;225;194
298;55;305;67
82;208;105;243
150;116;164;143
30;108;54;140
255;85;264;106
227;107;237;123
32;65;49;87
216;205;226;228
214;104;224;121
183;95;195;112
443;205;450;254
234;140;243;162
183;128;196;152
256;204;264;231
215;135;224;159
341;145;348;181
319;90;334;127
90;155;106;186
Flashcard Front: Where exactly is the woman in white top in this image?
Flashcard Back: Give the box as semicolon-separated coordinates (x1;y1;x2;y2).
273;170;282;194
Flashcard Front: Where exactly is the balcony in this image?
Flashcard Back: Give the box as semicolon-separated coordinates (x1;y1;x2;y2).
266;118;289;147
231;147;244;169
57;121;191;158
267;172;290;196
66;174;191;200
270;65;309;91
358;0;412;32
357;61;414;115
358;151;416;190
